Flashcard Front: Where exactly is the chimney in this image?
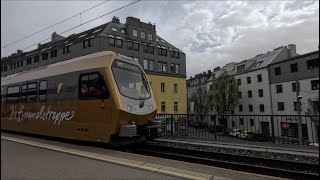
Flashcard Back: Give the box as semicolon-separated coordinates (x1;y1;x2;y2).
203;71;206;75
288;44;297;57
17;49;23;56
207;70;212;75
51;32;65;42
112;16;120;23
214;66;221;71
152;24;156;32
38;43;42;49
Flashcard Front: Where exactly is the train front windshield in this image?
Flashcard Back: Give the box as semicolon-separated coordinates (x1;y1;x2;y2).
112;60;151;100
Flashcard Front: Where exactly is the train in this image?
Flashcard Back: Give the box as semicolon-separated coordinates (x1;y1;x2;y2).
1;51;160;146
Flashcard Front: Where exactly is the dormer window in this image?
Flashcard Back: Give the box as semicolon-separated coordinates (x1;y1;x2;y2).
93;28;102;34
111;27;117;32
237;64;245;73
255;61;262;67
121;30;125;34
78;34;87;39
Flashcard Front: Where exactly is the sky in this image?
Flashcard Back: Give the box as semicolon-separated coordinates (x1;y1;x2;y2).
1;0;319;77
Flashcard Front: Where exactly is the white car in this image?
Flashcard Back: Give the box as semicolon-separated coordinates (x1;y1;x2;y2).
229;129;242;137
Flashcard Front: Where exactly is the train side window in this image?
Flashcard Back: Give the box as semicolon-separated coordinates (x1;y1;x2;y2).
27;82;37;103
79;72;109;99
21;84;27;102
7;85;20;103
39;81;47;102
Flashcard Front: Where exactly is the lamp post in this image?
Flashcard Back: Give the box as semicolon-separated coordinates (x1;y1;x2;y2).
296;80;303;145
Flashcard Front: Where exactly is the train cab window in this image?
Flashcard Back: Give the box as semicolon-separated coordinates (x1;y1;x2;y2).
21;84;27;102
39;81;47;102
27;83;37;102
79;73;109;99
7;86;20;103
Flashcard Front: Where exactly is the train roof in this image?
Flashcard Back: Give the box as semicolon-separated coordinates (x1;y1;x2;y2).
1;51;119;86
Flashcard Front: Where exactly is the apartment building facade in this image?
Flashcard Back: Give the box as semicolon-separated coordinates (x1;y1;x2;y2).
269;50;319;140
1;16;187;114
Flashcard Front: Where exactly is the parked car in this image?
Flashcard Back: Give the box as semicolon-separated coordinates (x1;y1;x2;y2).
247;133;272;142
239;130;253;139
229;129;242;137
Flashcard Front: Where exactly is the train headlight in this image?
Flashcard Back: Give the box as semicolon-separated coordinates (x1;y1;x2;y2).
149;105;154;111
127;105;133;112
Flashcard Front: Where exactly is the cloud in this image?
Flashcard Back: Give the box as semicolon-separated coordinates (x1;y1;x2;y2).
1;1;319;78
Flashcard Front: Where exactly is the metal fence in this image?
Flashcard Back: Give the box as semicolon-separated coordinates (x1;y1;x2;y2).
155;114;319;146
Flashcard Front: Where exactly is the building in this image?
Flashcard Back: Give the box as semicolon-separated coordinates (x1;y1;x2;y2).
1;16;187;114
186;70;211;112
269;50;319;140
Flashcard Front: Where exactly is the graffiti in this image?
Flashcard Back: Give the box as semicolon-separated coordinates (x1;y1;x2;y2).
9;105;75;125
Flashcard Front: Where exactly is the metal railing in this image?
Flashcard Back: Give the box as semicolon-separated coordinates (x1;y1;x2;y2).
156;114;319;146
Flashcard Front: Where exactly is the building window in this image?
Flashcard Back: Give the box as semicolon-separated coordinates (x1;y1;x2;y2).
162;62;167;72
108;35;115;46
260;104;265;112
311;80;319;90
133;29;137;37
249;104;253;112
170;63;175;72
237;64;245;73
149;60;154;70
83;38;93;48
290;63;298;72
50;49;57;58
148;45;154;54
161;101;166;112
247;77;251;84
292;82;297;92
161;48;167;56
143;59;148;69
307;59;319;69
294;102;302;111
116;37;122;48
141;31;145;39
174;102;178;112
143;44;148;53
232;120;235;127
133;42;139;51
248;90;252;98
173;84;178;93
27;58;32;65
237;79;241;86
275;67;281;76
238;91;242;98
239;104;243;112
278;102;284;111
127;40;133;50
63;45;71;54
281;123;308;138
257;74;262;82
148;33;153;41
258;89;263;97
111;27;117;32
240;118;244;125
250;119;254;126
175;64;180;74
33;55;40;63
312;101;319;112
276;84;283;93
161;83;165;92
255;61;262;67
42;52;49;60
158;62;163;71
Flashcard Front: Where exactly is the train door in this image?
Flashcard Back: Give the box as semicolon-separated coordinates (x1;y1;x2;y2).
77;72;111;141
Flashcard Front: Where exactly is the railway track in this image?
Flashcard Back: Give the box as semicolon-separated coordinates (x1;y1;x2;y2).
2;131;318;179
131;143;319;180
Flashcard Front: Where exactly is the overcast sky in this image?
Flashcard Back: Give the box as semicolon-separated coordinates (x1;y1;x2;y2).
1;0;319;77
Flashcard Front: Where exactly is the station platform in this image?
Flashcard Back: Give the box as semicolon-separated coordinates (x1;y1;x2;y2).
153;137;319;158
1;132;287;180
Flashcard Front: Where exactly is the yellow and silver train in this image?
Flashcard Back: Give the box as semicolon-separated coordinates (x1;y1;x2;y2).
1;51;159;145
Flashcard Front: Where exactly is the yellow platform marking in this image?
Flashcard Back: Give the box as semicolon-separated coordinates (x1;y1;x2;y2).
1;136;215;180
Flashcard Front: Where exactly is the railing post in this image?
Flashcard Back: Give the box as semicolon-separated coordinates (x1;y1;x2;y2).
271;115;275;144
214;115;217;140
171;114;174;136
